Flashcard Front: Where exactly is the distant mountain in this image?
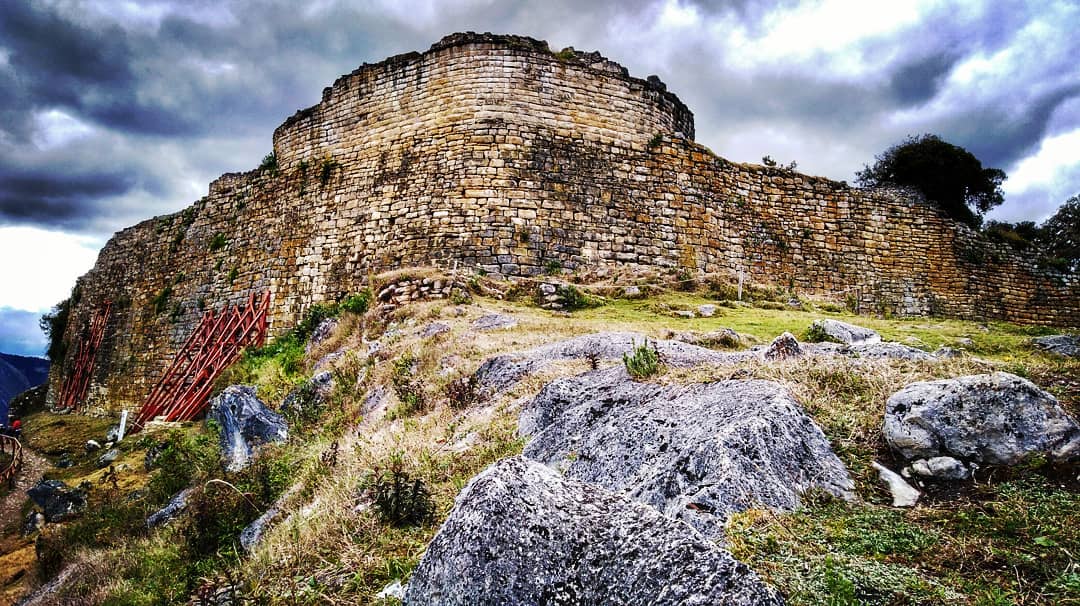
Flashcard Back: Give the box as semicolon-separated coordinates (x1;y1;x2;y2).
0;352;49;423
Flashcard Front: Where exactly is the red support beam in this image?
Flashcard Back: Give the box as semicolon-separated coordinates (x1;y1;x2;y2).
132;291;270;431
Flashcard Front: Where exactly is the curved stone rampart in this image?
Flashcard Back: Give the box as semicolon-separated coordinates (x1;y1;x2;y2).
50;32;1078;412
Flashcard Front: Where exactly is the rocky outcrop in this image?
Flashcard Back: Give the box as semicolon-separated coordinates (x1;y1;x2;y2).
520;367;854;538
1032;334;1080;358
763;332;802;360
475;331;753;394
26;480;87;523
208;386;288;472
883;372;1080;473
405;456;783;605
146;488;193;528
808;319;881;345
280;371;334;420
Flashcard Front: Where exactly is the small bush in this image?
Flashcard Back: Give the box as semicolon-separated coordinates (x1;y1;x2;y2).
444;373;481;409
648;133;663;149
559;284;592;311
804;321;840;343
341;289;372;315
390;353;425;416
319;155;338;187
226;268;239;284
152;286;173;315
366;456;435;528
623;340;662;379
544;259;563;275
258;152;277;174
209;233;227;251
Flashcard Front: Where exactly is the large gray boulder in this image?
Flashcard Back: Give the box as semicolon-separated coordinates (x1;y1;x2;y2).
405;456;783;606
520;367;854;539
209;386;288;472
884;372;1080;468
809;319;881;345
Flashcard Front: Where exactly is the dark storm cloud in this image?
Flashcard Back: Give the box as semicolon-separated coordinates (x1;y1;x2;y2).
0;0;1076;241
888;53;962;107
0;308;46;357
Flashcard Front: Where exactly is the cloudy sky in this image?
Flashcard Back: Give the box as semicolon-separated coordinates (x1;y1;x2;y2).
1;0;1077;356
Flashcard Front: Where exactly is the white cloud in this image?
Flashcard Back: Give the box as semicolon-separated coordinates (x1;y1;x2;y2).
1004;128;1080;194
0;226;102;311
32;109;97;150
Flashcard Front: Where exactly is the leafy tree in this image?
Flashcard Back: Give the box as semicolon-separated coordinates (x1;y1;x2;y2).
1037;195;1079;272
984;220;1039;251
40;297;73;363
856;134;1006;226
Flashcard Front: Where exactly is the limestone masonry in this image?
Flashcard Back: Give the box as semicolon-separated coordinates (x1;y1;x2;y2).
51;33;1079;411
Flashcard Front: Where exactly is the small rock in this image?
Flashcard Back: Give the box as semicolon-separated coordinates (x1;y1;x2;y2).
934;346;963;359
23;511;45;535
955;337;975;347
84;440;101;452
908;456;972;480
809;319;881;345
471;313;517;331
421;321;451;338
622;285;643;298
696;304;717;317
146;488;193;528
97;449;120;468
144;442;167;471
280;371;335;420
304;317;339;354
764;332;802;361
1032;334;1080;358
105;424;122;443
872;462;920;507
376;580;406;601
56;453;74;468
538;283;557;296
884;372;1080;466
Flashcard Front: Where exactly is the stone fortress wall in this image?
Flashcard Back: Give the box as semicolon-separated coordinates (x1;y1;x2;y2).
51;33;1079;412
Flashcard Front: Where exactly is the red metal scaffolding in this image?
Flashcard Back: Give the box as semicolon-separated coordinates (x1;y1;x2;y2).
133;291;270;431
57;301;112;412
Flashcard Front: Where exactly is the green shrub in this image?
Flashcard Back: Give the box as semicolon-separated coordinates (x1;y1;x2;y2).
804;321;840;343
648;133;663;149
341;289;372;314
390;353;425;417
365;455;434;527
152;286;173;315
226;267;239;283
40;291;75;364
544;259;563;275
559;284;592;311
443;373;481;409
623;340;662;379
209;233;227;251
258;152;277;174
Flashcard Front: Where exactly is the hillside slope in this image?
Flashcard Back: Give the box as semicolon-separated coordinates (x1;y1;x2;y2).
0;352;49;421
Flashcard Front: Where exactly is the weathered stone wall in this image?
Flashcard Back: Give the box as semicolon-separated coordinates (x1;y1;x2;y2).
51;32;1078;412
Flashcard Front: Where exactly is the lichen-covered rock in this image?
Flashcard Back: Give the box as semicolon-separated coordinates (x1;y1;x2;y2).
405;456;784;606
421;321;451;338
26;480;88;523
209;386;288;472
764;332;802;360
471;313;517;331
304;317;339;354
280;371;334;420
884;372;1080;467
521;367;854;538
146;488;193;528
474;331;753;394
1032;334;1080;358
809;319;881;344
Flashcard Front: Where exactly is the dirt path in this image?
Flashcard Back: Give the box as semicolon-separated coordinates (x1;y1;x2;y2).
0;445;48;529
